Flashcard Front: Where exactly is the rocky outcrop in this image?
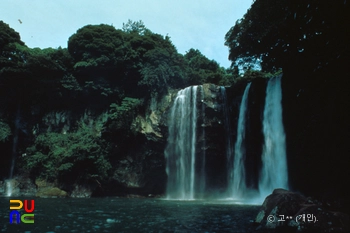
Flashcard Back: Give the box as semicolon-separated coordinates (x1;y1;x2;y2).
0;177;69;197
198;84;230;191
0;177;37;197
103;92;176;196
70;185;93;198
36;187;67;197
255;189;349;232
106;84;243;196
35;179;67;197
130;93;172;141
282;67;349;203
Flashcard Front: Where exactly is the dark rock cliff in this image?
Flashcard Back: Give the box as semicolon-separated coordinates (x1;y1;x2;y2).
1;70;348;205
282;65;349;209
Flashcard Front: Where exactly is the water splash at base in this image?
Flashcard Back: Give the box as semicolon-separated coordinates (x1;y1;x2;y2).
5;180;13;197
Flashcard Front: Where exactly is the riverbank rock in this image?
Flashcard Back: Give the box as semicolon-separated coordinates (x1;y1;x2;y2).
0;177;37;196
36;187;67;197
35;179;67;197
70;185;92;198
255;189;349;232
0;179;20;196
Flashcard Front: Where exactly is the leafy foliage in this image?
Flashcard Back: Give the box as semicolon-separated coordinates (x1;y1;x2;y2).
1;20;238;183
0;20;24;48
109;97;142;129
139;45;187;95
0;20;25;70
122;20;150;35
0;120;11;142
185;49;231;85
68;24;125;66
24;124;111;182
225;0;350;72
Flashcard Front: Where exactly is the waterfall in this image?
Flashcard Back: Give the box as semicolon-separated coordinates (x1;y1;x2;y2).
232;83;251;198
227;83;251;198
259;76;288;197
165;86;200;200
6;106;20;197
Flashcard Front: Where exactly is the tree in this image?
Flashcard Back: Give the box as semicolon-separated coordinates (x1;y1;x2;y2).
68;24;126;69
184;49;225;85
0;23;31;114
108;97;142;130
0;21;26;72
0;120;11;142
24;122;111;183
138;36;187;95
122;20;150;35
225;0;350;72
121;26;187;96
0;20;24;50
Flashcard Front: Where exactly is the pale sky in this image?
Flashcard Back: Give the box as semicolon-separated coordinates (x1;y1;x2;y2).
0;0;252;68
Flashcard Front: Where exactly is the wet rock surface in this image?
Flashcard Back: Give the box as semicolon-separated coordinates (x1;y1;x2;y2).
35;179;67;197
70;185;92;198
255;189;349;232
0;177;37;197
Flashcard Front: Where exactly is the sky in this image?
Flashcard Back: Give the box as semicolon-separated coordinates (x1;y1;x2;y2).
1;0;252;68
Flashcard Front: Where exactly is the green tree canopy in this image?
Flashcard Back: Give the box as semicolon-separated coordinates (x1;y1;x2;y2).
0;120;11;142
0;20;24;49
0;21;26;72
68;24;127;70
24;124;111;182
122;19;150;35
225;0;350;72
184;48;226;85
67;22;189;98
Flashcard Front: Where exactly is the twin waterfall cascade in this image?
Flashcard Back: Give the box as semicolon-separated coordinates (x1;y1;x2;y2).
165;86;204;200
259;76;289;197
165;77;288;201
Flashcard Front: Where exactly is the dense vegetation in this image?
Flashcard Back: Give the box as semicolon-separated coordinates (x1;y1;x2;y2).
225;0;349;72
0;20;241;185
225;0;349;202
0;0;348;199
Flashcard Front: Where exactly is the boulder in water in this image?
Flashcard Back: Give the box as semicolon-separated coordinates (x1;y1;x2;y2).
35;179;67;197
255;189;349;232
36;187;67;197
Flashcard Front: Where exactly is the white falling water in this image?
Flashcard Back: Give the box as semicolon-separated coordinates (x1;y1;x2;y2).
259;76;288;197
230;83;251;198
165;86;198;200
5;180;13;197
6;106;20;197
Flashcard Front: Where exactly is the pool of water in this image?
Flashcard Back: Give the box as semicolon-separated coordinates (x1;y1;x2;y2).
1;197;262;233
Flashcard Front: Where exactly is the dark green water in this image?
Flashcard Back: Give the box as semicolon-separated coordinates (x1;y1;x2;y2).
1;197;261;233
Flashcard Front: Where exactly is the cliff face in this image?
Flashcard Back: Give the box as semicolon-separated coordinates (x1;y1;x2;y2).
0;80;265;197
114;83;246;196
281;67;349;202
197;84;234;193
80;84;248;197
1;83;238;197
103;92;177;196
1;71;348;202
0;91;171;196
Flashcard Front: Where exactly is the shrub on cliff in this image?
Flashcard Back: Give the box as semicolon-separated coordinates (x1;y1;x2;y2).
0;120;11;142
23;124;111;183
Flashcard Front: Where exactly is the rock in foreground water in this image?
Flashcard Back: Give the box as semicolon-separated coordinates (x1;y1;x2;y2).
255;189;349;232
